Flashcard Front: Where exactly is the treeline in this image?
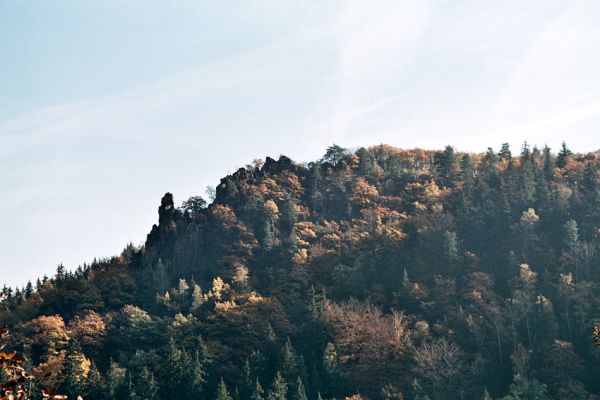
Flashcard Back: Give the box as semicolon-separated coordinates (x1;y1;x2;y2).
2;142;600;400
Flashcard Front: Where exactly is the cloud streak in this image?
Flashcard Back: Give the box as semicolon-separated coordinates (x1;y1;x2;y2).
2;1;600;286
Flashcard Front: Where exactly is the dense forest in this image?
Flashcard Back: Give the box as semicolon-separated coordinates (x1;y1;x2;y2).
2;142;600;400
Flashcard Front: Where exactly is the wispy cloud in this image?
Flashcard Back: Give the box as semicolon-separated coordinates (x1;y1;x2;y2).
3;1;600;286
314;0;438;141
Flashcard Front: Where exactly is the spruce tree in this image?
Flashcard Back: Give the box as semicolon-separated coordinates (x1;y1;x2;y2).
281;337;298;383
460;154;474;184
267;372;288;400
107;360;128;400
85;362;107;399
136;367;159;400
499;143;512;161
294;377;308;400
61;340;86;398
216;378;233;400
482;387;492;400
542;145;555;179
251;378;265;400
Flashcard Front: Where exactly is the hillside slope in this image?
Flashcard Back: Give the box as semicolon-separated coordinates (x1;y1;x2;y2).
2;143;600;400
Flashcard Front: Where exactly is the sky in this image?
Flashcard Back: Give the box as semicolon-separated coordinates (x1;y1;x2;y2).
2;0;600;287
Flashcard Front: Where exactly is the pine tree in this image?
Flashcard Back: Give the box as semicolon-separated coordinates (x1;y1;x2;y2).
482;387;492;400
85;362;107;398
583;161;598;191
251;378;265;400
61;340;86;398
241;358;255;398
443;231;459;265
281;337;298;382
153;258;169;295
434;145;457;186
481;147;500;188
499;143;512;161
411;378;431;400
308;162;323;214
323;144;349;166
165;338;186;398
293;377;308;400
307;286;323;320
556;141;572;168
263;219;275;251
24;281;33;298
136;367;159;400
542;145;555;180
460;154;474;184
564;219;579;248
356;147;381;179
189;349;208;396
107;360;128;400
267;372;288;400
502;374;551;400
128;373;140;400
217;378;233;400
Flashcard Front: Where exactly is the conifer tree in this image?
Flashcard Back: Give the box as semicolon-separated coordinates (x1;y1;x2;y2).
61;340;86;398
281;337;298;383
542;145;554;179
294;377;308;400
85;362;107;399
217;378;233;400
556;141;572;168
251;378;265;400
267;372;288;400
460;154;474;184
502;375;551;400
153;259;169;295
564;219;579;248
482;387;492;400
107;360;128;400
136;367;159;400
499;143;512;161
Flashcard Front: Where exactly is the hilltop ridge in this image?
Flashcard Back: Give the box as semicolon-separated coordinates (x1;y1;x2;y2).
2;143;600;400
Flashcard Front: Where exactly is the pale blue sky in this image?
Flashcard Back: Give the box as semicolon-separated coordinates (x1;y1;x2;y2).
2;1;600;287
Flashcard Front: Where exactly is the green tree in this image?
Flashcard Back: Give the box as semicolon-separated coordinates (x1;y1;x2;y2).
153;258;169;295
281;337;298;383
217;377;233;400
501;374;551;400
564;219;579;248
434;145;458;186
323;144;349;166
499;143;512;160
267;372;288;400
60;340;86;398
460;154;474;184
136;367;159;400
251;378;266;400
556;141;572;168
293;377;308;400
107;360;128;400
482;387;492;400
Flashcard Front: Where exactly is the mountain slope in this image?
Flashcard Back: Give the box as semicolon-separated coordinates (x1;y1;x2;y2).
2;143;600;400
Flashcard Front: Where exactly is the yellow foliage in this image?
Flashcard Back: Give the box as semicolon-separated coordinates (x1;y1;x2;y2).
246;291;265;304
519;263;537;282
351;177;379;206
215;300;238;312
264;199;280;216
520;208;539;225
292;248;308;264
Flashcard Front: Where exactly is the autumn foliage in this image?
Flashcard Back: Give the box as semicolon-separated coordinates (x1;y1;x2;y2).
1;143;600;399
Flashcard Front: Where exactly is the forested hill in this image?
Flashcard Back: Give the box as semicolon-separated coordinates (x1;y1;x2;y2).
3;143;600;400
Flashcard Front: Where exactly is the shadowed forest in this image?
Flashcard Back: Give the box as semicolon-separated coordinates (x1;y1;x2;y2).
2;143;600;400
